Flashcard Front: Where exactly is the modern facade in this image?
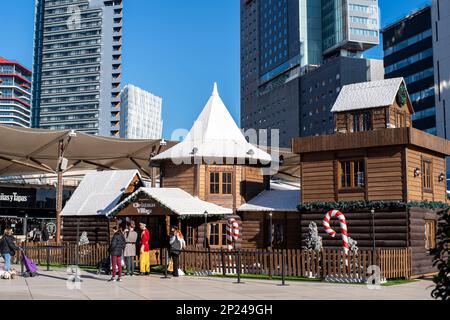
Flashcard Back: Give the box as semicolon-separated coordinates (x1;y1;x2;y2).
382;6;436;135
0;57;32;127
432;0;450;141
119;85;163;140
240;0;380;147
300;56;383;137
32;0;123;136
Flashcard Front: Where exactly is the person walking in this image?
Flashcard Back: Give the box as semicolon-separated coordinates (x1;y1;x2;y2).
139;223;150;275
124;221;137;276
0;228;20;273
169;227;186;277
41;224;49;243
108;226;126;282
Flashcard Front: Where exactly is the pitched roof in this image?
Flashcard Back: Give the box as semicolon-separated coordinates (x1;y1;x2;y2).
152;83;272;164
107;187;233;216
61;170;141;216
237;182;300;212
331;78;412;113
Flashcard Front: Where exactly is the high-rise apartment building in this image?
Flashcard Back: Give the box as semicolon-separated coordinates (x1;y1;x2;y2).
119;85;163;140
0;57;32;127
32;0;123;136
240;0;380;147
432;0;450;141
382;6;436;135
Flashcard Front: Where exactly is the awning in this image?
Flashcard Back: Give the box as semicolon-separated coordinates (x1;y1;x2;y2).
0;126;176;178
107;187;233;217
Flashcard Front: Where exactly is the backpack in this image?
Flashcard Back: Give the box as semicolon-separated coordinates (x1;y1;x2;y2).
171;236;183;253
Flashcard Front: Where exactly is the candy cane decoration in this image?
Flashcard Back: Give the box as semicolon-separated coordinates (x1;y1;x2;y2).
323;210;349;256
226;218;239;251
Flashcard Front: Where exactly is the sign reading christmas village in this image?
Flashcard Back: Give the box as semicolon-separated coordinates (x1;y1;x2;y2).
117;196;163;216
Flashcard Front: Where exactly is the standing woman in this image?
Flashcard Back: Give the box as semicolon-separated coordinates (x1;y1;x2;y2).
124;221;137;276
139;223;150;275
169;227;186;277
0;228;20;273
108;226;126;282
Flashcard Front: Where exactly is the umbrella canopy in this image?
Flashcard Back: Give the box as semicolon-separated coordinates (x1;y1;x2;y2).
0;125;176;178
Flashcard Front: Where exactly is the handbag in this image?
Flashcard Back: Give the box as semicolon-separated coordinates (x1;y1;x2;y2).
167;258;174;273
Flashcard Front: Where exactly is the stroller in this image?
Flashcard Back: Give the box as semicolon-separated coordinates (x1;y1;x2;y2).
97;257;111;275
21;250;38;278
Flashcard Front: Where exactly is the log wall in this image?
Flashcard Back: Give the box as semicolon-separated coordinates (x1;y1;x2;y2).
62;216;110;244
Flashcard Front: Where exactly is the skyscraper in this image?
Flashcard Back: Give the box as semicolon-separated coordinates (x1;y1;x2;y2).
0;57;32;128
382;6;436;135
32;0;123;136
240;0;380;147
432;0;450;141
120;85;163;140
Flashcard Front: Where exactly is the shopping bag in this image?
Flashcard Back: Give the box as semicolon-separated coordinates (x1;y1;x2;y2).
167;258;174;272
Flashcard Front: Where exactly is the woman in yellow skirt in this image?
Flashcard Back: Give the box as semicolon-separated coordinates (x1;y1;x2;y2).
139;223;150;275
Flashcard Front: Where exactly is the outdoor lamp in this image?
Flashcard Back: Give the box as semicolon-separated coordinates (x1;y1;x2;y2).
160;139;167;146
439;173;445;182
68;129;77;138
414;168;421;178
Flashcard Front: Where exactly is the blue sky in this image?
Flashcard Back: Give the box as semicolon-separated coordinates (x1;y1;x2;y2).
0;0;430;139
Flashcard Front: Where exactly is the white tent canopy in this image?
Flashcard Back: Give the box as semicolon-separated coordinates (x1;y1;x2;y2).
0;126;176;177
152;83;272;164
107;187;233;216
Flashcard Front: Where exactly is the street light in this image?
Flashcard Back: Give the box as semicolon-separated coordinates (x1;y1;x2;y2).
204;211;208;249
371;208;376;254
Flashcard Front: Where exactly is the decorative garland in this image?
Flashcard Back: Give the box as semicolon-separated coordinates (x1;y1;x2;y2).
297;200;449;212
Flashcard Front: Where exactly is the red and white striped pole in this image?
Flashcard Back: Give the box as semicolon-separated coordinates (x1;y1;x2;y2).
226;218;239;267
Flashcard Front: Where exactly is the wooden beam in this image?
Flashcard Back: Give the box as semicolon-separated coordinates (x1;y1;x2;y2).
29;157;56;172
129;157;151;178
0;155;55;174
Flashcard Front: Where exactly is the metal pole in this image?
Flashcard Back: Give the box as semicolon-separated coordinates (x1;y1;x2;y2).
371;209;376;265
204;212;208;249
76;217;80;266
269;212;273;250
46;246;50;271
237;250;241;284
55;140;64;243
280;249;289;286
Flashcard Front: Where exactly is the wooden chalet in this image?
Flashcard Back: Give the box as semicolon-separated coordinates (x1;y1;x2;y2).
293;78;450;276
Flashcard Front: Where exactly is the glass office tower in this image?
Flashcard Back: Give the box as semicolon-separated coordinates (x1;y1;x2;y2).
32;0;123;136
120;85;163;140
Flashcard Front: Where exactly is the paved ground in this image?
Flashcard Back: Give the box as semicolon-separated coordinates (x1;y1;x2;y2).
0;267;435;300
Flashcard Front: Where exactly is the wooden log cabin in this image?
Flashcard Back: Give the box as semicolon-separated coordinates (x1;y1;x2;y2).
61;84;300;258
293;78;450;276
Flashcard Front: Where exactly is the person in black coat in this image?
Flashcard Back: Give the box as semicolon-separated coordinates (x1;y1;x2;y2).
108;226;126;282
0;228;20;272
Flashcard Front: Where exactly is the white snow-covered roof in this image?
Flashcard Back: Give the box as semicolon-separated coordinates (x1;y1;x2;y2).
237;187;300;212
331;78;412;113
61;170;141;216
107;187;233;216
152;83;272;164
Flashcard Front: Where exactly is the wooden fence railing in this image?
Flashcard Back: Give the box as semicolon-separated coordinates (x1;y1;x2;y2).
14;242;110;267
14;242;412;280
179;248;412;280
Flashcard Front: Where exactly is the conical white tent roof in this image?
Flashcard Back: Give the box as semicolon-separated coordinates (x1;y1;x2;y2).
153;83;272;164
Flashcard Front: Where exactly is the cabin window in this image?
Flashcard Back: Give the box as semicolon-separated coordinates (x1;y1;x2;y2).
422;160;433;192
222;173;232;194
208;223;227;247
209;172;220;194
340;160;365;189
209;171;233;195
425;220;436;250
352;111;372;132
186;226;196;247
